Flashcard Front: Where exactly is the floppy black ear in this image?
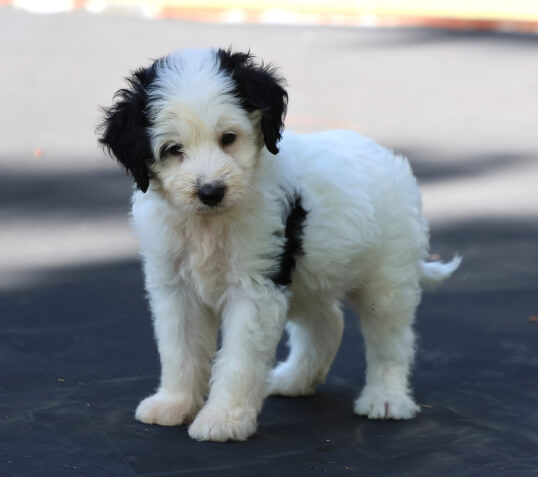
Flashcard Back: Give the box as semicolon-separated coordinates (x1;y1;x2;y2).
217;49;288;155
98;64;157;192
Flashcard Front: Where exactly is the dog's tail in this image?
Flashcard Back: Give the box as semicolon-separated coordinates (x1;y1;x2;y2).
420;255;462;288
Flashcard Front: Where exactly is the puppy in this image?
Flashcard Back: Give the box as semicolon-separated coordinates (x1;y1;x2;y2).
99;48;460;442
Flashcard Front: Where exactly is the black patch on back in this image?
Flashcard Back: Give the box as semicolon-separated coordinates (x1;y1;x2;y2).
269;193;307;286
217;48;288;155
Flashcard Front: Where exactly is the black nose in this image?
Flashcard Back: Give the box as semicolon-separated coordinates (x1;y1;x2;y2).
198;182;226;207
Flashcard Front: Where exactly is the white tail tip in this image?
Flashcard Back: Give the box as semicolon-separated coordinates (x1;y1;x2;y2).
420;255;462;287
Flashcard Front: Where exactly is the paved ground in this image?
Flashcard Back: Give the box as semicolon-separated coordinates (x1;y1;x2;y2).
1;8;537;476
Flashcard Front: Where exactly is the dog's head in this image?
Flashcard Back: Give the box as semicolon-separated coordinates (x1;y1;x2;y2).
98;48;287;213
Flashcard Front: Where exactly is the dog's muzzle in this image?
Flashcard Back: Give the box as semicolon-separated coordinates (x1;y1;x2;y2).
197;182;226;207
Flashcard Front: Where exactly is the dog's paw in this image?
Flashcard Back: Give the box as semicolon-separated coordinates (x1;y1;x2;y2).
354;386;420;420
188;404;257;442
135;392;198;426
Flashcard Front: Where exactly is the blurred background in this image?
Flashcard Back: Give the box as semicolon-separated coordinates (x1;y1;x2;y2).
1;1;537;475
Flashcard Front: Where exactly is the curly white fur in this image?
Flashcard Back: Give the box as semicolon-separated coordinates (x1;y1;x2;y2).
101;48;460;442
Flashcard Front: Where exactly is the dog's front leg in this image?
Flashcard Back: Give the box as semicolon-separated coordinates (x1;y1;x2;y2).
135;284;218;427
188;289;288;442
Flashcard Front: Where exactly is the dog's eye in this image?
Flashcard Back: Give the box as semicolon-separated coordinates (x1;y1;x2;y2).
220;133;236;147
160;143;184;159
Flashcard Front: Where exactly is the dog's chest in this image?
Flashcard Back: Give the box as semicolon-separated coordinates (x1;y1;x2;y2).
179;214;282;308
183;229;234;306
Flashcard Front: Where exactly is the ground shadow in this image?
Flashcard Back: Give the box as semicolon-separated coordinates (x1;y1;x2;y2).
0;163;133;222
346;27;538;50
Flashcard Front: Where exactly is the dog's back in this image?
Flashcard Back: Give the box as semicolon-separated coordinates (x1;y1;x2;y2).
275;130;432;295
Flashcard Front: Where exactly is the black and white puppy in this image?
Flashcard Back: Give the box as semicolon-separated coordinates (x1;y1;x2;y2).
99;48;460;442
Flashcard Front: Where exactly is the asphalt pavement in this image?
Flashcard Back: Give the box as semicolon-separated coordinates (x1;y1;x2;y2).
1;7;537;476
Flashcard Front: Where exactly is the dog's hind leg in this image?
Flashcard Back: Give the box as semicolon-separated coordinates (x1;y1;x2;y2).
267;297;344;397
349;269;421;420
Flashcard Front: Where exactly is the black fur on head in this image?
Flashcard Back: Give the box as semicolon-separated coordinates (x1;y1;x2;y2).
98;62;159;192
217;48;288;155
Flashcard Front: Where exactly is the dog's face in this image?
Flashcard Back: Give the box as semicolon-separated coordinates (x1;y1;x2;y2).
99;48;287;214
